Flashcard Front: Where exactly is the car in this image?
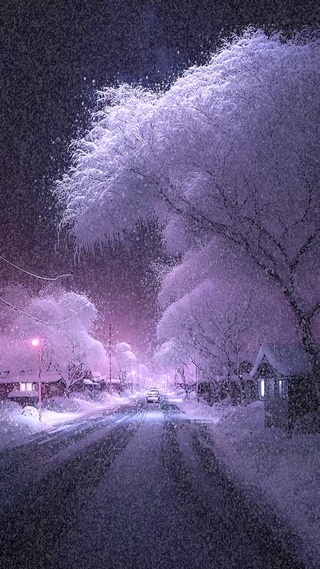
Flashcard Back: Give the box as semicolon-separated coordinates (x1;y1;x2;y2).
146;389;160;403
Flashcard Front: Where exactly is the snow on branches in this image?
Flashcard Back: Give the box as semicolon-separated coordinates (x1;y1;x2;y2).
58;29;320;396
0;288;107;391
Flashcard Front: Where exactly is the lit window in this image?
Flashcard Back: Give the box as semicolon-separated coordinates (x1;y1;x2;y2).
278;379;288;399
259;379;265;399
20;382;34;392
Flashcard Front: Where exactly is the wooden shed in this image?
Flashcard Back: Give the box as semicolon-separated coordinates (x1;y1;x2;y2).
250;344;318;433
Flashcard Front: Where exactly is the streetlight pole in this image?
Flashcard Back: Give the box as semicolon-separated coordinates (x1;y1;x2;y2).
131;370;135;393
31;338;42;422
109;323;112;392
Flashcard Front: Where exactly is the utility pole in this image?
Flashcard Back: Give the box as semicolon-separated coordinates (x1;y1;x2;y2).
31;338;42;422
38;343;42;421
195;360;199;402
109;323;112;391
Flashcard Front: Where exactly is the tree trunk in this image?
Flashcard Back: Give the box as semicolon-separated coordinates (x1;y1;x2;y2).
288;302;320;405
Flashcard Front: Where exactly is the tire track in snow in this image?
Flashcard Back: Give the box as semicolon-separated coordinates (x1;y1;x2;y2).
0;402;143;484
189;426;312;568
0;407;145;569
161;415;308;569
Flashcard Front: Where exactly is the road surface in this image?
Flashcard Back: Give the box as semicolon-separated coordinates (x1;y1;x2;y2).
0;397;309;568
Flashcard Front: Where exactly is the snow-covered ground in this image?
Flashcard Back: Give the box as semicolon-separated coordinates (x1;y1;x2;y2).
2;389;319;564
176;394;320;566
0;391;129;452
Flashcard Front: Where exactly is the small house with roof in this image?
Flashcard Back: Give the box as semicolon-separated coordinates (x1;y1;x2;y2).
250;344;318;433
83;370;108;391
0;370;65;407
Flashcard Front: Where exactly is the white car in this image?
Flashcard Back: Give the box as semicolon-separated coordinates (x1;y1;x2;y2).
146;389;160;403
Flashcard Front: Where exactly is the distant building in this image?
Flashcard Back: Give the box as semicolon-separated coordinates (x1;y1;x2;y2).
251;344;318;433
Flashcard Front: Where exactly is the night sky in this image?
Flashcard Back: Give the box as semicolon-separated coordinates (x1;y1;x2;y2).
0;0;319;354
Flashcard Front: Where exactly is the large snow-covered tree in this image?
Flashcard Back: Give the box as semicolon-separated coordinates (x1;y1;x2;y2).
8;290;107;391
156;265;288;395
57;29;320;398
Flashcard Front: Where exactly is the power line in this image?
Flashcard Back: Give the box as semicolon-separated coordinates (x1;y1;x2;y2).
0;296;91;328
0;254;72;281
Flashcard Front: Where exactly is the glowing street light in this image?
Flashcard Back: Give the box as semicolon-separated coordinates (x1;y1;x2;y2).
31;338;42;422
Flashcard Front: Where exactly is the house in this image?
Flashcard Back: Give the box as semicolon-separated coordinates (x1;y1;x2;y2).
0;371;20;401
108;378;122;393
0;370;65;407
83;370;107;392
250;344;318;433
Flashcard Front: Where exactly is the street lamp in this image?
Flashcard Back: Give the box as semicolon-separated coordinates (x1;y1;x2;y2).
31;338;42;422
131;370;136;393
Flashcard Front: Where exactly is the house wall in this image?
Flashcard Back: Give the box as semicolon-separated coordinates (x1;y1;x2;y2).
9;395;38;408
0;379;67;403
288;377;318;431
42;379;66;398
259;376;290;429
0;382;19;400
262;376;317;432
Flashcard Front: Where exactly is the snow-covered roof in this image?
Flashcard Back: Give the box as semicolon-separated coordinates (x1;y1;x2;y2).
229;372;253;383
0;376;20;384
250;344;311;378
0;371;62;384
116;342;132;353
8;390;38;398
92;371;107;381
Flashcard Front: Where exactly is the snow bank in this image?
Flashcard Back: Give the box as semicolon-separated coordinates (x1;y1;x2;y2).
213;403;320;565
179;396;320;566
172;393;221;423
0;391;129;452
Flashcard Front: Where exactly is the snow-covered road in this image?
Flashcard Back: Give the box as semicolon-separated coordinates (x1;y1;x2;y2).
0;398;309;569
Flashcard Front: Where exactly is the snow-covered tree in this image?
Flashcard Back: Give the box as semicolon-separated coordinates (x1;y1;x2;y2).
57;29;320;398
157;278;250;397
115;342;137;386
137;363;149;386
58;85;159;247
153;339;196;396
155;241;296;401
10;290;107;392
0;284;33;333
